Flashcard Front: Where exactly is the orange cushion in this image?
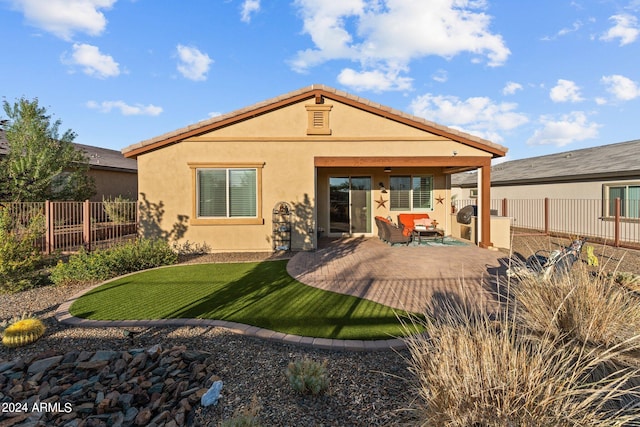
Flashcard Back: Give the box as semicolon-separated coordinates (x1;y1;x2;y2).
398;213;430;236
375;216;391;224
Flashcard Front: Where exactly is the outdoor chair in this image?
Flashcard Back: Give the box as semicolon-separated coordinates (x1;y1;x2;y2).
507;238;586;281
375;216;412;246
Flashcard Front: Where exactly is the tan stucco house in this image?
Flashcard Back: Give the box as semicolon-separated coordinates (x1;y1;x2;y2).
122;85;507;252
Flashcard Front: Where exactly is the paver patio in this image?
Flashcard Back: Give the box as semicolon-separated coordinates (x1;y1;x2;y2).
287;237;509;315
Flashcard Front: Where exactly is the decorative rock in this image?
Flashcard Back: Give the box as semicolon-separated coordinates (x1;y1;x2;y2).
27;355;63;375
2;346;216;426
90;350;119;362
124;406;139;423
134;407;152;425
200;380;223;407
76;360;109;370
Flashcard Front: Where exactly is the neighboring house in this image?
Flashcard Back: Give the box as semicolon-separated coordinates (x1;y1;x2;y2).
122;85;507;251
77;143;138;201
0;130;137;201
452;139;640;220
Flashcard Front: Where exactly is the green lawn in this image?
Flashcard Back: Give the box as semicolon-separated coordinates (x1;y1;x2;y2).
70;260;423;340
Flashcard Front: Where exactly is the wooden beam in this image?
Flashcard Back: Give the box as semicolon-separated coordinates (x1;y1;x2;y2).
314;156;491;168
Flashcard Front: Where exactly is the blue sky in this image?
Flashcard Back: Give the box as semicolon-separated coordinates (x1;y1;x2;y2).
1;0;639;162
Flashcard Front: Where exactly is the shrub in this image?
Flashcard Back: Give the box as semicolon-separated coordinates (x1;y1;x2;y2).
1;314;46;347
102;195;135;224
51;238;178;285
220;395;262;427
0;207;44;292
285;358;329;395
404;303;640;426
510;265;640;356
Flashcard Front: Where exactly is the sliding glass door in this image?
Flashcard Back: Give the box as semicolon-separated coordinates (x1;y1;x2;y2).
329;176;371;235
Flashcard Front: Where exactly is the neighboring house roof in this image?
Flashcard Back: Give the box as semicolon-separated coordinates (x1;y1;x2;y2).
0;129;136;173
452;139;640;187
122;84;508;159
75;143;137;173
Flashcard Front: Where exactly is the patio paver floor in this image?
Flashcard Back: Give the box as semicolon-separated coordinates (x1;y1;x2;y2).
287;237;508;315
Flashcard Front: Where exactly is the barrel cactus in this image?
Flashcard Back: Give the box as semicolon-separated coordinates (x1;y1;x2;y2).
1;314;46;348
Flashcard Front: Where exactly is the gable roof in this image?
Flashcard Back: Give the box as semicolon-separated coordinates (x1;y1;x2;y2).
122;84;507;159
0;129;136;172
452;139;640;187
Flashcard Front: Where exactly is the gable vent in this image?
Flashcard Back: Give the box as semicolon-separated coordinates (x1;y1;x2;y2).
306;104;332;135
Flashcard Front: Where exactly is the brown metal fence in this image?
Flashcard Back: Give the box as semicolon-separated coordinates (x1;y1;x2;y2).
454;197;640;249
1;200;138;253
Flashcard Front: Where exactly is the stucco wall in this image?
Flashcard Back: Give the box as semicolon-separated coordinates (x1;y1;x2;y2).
87;169;137;202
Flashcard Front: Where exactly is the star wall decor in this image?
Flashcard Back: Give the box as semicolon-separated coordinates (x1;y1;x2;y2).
375;195;388;209
435;194;445;204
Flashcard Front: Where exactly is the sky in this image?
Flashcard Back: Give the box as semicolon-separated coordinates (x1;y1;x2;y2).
1;0;640;162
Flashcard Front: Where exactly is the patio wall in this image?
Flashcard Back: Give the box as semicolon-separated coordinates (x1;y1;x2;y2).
454;197;640;248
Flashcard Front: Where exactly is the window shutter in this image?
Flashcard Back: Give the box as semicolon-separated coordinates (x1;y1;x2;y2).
412;176;432;210
390;176;411;210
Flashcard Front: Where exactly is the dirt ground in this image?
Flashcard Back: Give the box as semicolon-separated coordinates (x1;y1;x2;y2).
504;233;640;275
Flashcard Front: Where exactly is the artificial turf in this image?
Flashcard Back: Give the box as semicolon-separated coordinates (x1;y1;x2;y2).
69;260;423;340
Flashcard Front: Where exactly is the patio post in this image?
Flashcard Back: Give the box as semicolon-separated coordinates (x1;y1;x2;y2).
478;160;492;248
615;197;621;247
544;198;550;235
83;199;92;252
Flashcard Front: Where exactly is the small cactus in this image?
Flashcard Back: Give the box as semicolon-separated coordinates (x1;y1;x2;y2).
585;245;599;267
1;314;46;348
285;357;329;395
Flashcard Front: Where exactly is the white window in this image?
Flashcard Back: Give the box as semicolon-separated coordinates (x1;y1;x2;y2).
197;168;257;218
389;175;433;211
605;183;640;218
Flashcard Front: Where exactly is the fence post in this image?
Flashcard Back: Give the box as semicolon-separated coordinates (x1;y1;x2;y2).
615;197;621;247
544;198;550;235
502;198;508;217
83;199;91;252
45;200;52;255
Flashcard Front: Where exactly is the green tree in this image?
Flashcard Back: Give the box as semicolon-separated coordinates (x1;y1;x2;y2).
0;97;95;201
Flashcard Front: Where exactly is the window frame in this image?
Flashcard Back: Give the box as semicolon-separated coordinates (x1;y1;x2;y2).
189;162;264;225
389;174;434;212
603;182;640;219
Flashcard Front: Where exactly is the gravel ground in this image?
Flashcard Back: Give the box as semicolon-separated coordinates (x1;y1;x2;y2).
1;237;639;426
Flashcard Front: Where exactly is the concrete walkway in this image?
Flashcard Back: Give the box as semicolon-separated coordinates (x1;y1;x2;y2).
56;237;508;352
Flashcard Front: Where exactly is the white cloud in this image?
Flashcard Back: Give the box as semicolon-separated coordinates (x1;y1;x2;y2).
176;45;213;81
542;20;583;41
409;93;528;143
240;0;261;23
290;0;509;92
549;79;584;103
337;67;412;92
6;0;116;40
65;43;120;78
600;14;640;45
502;81;522;95
601;74;640;100
432;69;448;83
527;112;600;146
86;100;163;116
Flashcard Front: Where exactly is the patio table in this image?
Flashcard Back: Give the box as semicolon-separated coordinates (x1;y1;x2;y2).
412;227;445;244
